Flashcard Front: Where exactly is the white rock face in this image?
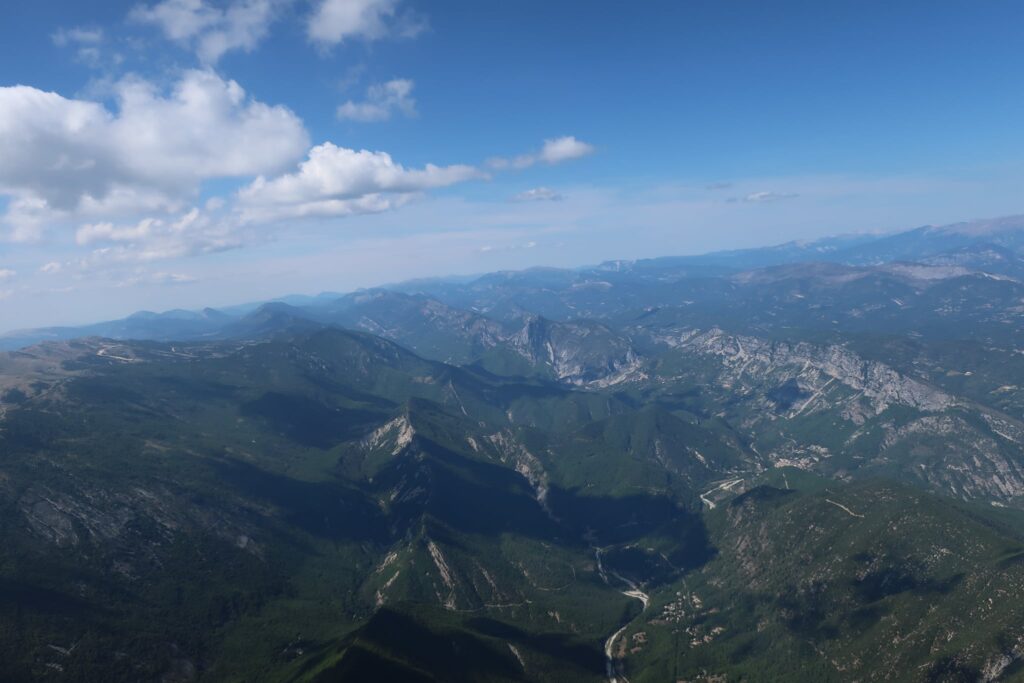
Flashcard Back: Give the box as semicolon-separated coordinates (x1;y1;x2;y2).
486;430;550;510
654;328;1024;502
675;328;954;416
362;415;416;455
508;316;644;387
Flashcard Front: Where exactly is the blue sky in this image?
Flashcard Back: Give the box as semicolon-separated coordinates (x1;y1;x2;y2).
1;0;1024;329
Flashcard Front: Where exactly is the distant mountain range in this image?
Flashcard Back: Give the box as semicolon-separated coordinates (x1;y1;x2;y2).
6;214;1024;351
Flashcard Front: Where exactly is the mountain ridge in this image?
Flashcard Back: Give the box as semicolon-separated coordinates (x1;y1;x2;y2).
7;212;1024;350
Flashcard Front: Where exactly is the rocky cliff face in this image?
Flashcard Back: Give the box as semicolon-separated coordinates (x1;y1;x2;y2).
669;328;954;419
508;316;644;387
640;327;1024;503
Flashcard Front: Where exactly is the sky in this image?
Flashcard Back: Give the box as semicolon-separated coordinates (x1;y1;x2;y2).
2;0;1024;330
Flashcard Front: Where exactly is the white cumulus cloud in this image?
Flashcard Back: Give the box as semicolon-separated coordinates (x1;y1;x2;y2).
131;0;286;64
539;136;595;164
337;78;416;122
238;142;485;221
308;0;425;46
0;70;308;240
489;136;595;170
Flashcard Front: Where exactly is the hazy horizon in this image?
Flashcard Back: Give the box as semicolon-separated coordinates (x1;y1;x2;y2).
1;208;1012;334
